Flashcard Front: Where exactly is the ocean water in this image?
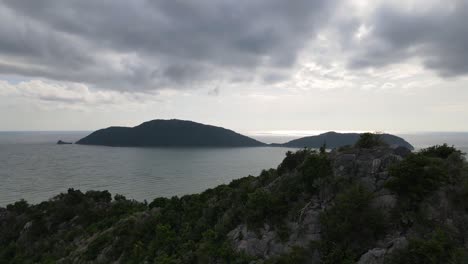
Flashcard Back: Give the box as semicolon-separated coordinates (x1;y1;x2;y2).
0;131;467;206
0;132;294;206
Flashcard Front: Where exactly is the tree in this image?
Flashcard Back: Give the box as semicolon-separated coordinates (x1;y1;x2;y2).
355;133;387;148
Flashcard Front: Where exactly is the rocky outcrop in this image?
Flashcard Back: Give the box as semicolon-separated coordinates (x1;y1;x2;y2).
331;146;404;190
228;200;323;258
357;237;408;264
229;147;408;261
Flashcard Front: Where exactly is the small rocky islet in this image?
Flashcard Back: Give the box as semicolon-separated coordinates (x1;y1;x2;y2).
1;134;466;263
57;140;72;145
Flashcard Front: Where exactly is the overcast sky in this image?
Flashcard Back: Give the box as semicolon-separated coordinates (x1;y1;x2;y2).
0;0;467;134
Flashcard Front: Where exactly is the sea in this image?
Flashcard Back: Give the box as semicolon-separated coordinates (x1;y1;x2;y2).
0;131;467;206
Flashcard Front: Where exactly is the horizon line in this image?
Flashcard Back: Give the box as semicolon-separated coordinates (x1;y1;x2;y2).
1;130;468;136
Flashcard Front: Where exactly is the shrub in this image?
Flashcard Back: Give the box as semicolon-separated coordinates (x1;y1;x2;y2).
355;133;387;148
387;229;468;264
319;185;386;263
420;144;464;160
278;149;312;174
6;199;29;214
149;197;169;209
300;153;333;193
245;189;287;228
86;190;112;203
258;169;279;186
62;188;85;205
85;233;112;260
113;194;127;202
386;154;448;204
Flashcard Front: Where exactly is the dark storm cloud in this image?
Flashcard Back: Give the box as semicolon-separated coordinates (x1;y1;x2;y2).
349;1;468;77
0;0;338;91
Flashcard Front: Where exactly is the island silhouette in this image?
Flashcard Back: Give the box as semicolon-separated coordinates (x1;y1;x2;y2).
76;119;414;149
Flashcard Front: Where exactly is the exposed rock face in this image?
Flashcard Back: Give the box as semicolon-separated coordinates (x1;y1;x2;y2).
229;147;407;261
330;147;404;191
228;224;280;257
357;237;408;264
228;199;323;258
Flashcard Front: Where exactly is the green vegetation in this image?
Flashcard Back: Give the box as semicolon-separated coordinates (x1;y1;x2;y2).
419;143;464;159
300;152;333;193
386;153;448;204
387;229;468;264
355;132;387;148
277;148;311;174
386;144;466;206
381;145;468;264
6;199;29;214
319;185;386;263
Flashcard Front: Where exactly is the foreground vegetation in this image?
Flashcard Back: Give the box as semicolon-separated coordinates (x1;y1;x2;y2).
1;135;467;263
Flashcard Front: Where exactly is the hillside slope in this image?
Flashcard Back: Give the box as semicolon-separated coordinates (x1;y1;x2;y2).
76;119;265;147
1;144;466;263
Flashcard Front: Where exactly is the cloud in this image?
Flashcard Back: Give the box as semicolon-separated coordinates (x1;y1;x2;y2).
207;87;220;96
347;0;468;77
0;79;160;107
0;0;338;92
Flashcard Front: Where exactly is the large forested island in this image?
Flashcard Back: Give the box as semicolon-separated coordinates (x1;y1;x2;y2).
1;134;467;263
76;119;266;147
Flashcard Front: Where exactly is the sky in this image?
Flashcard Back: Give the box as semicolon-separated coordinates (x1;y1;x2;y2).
0;0;467;134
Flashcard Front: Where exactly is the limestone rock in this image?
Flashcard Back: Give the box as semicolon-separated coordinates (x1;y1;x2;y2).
357;248;386;264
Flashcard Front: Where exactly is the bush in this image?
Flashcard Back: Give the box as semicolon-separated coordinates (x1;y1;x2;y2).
6;199;29;214
278;149;312;174
62;188;85;205
114;194;127;202
420;144;464;160
319;185;386;263
355;133;387;148
86;190;112;203
387;229;468;264
300;153;333;193
85;233;113;260
149;197;169;209
386;154;448;204
245;189;287;229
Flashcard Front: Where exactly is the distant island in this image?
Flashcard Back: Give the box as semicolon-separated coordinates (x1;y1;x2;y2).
274;131;414;150
56;140;72;145
76;119;414;150
76;119;265;147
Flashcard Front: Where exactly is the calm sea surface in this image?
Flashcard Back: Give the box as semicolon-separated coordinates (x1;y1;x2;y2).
0;131;467;206
0;132;295;206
